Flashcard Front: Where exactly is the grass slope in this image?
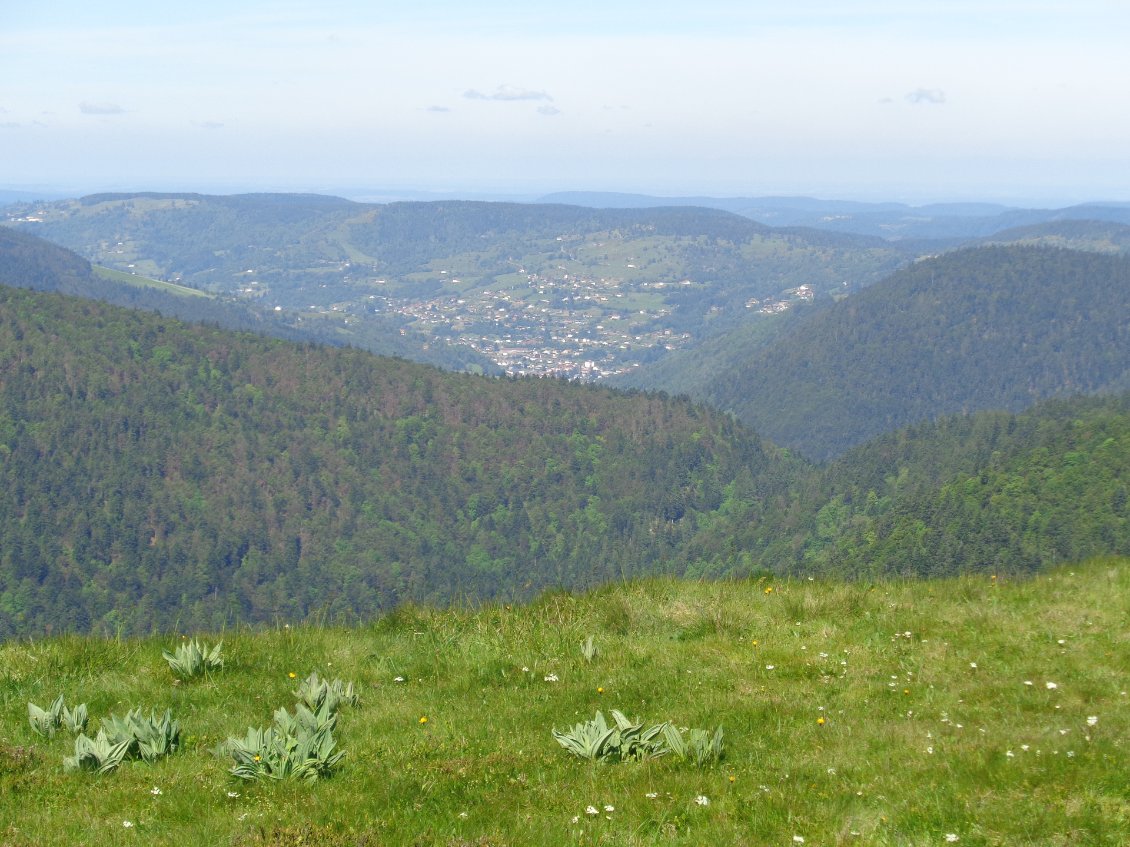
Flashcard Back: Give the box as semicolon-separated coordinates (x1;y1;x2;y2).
92;265;212;298
2;560;1126;846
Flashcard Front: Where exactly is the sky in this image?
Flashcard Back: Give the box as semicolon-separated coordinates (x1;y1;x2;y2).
3;1;1130;205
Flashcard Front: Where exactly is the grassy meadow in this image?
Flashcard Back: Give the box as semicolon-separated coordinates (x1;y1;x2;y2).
1;559;1127;846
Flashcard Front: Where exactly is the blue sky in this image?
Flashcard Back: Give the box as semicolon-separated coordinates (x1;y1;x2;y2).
3;1;1129;204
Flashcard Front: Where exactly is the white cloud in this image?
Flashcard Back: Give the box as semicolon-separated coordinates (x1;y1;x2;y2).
79;101;126;115
463;85;553;102
905;88;946;105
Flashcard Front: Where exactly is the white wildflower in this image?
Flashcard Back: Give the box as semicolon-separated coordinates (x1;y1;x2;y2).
604;805;614;812
1087;715;1098;727
585;806;599;816
695;795;710;806
1046;681;1058;690
945;835;959;843
150;786;161;796
123;821;134;828
544;673;559;682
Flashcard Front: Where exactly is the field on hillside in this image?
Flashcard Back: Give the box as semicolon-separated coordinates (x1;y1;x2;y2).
1;561;1126;846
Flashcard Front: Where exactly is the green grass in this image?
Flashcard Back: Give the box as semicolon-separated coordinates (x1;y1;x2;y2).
2;560;1127;846
93;265;212;298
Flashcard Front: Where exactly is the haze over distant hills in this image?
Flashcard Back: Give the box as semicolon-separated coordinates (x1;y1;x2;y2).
539;191;1130;240
3;192;910;380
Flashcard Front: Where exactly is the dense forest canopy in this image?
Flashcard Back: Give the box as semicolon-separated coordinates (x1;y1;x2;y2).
699;245;1130;460
0;282;784;636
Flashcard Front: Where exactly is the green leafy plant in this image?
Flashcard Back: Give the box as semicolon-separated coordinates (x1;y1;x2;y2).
62;702;88;735
28;696;87;737
28;695;66;738
293;672;360;716
273;703;336;737
581;635;598;663
163;638;224;679
552;709;669;763
662;723;725;766
101;708;181;762
222;717;344;783
63;730;132;774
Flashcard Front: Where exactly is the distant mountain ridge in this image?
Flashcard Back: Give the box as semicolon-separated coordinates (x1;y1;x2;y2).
539;191;1130;240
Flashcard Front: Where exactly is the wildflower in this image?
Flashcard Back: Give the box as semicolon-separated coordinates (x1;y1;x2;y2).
458;811;468;819
1021;744;1029;751
793;837;805;844
765;664;775;670
604;804;615;812
1024;680;1034;686
227;791;240;798
1087;716;1099;726
597;687;604;694
926;746;934;754
123;821;134;828
695;795;710;806
253;754;261;762
585;806;599;816
729;774;737;782
544;673;559;682
1006;750;1014;757
945;835;959;843
570;816;579;824
751;640;759;646
288;672;297;679
817;716;826;726
1066;750;1075;757
419;716;428;724
150;786;162;796
969;662;977;669
394;676;405;683
646;792;659;799
1046;681;1058;690
764;586;773;594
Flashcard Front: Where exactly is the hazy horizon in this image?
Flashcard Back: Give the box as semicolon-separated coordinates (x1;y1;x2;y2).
4;1;1129;208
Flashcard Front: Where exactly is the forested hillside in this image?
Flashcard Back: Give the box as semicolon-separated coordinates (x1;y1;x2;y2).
0;284;785;637
701;246;1130;460
707;393;1130;579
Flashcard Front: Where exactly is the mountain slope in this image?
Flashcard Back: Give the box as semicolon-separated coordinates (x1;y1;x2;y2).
702;245;1130;460
0;282;784;637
